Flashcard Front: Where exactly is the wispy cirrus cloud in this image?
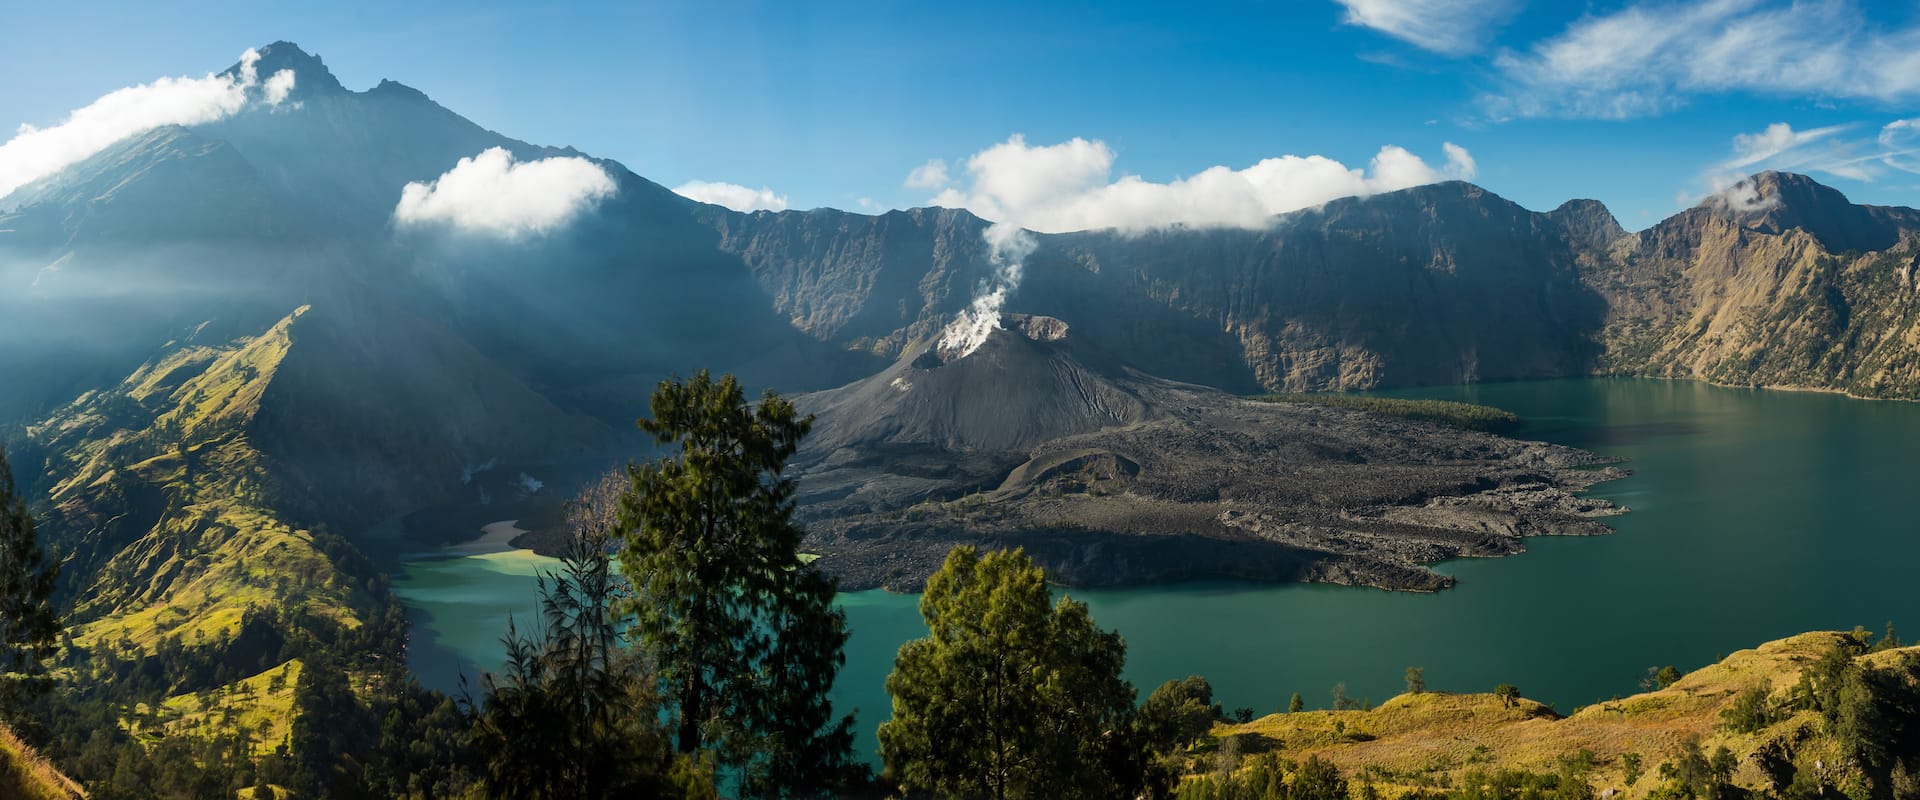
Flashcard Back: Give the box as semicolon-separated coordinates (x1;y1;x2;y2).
1485;0;1920;120
915;134;1477;234
1333;0;1523;56
1684;119;1920;207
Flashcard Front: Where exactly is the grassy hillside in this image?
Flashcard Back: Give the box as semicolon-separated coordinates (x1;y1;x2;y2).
129;659;304;757
1186;630;1918;799
27;306;375;653
9;308;406;795
0;723;83;800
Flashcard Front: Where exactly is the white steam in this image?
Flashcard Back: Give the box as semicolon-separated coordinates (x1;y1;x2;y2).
394;147;617;239
0;49;295;202
936;222;1038;360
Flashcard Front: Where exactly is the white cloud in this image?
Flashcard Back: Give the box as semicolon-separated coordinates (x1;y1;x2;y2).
923;134;1477;234
672;180;789;212
1881;118;1920;176
1700;120;1920;196
1334;0;1523;56
1486;0;1920;119
1725;122;1850;170
394;147;617;238
0;49;297;201
905;159;951;189
1706;177;1780;214
262;69;297;107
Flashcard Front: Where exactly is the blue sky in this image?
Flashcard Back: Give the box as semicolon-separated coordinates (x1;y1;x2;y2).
4;0;1919;230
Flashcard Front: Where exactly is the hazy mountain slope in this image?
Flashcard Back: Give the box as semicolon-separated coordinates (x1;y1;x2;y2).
0;125;311;422
1588;172;1920;397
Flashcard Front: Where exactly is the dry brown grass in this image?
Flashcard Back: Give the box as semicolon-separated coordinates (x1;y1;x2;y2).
1208;631;1906;799
0;721;85;800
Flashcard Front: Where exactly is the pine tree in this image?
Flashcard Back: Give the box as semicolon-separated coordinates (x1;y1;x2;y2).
616;371;855;797
878;546;1139;800
0;444;59;720
471;478;699;799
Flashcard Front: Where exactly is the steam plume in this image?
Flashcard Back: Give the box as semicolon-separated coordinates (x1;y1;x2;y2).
937;222;1037;360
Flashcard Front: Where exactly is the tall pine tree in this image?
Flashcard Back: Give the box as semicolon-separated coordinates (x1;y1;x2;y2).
0;444;59;721
616;371;856;797
471;471;709;799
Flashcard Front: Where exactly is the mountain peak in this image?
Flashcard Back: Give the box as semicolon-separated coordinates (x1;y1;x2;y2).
1547;198;1624;251
1703;171;1907;253
223;41;345;97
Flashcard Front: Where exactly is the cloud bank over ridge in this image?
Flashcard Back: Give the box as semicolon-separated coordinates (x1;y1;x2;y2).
0;49;295;202
672;180;791;212
915;134;1478;234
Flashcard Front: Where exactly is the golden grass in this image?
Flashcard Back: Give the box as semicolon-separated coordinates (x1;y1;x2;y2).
0;721;85;800
73;499;363;651
129;659;305;756
1207;632;1902;799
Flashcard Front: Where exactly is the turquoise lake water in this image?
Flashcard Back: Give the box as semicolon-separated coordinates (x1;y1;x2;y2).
392;378;1920;764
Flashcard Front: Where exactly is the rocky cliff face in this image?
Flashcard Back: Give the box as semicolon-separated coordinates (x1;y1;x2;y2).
706;182;1616;393
710;171;1920;401
1585;172;1920;397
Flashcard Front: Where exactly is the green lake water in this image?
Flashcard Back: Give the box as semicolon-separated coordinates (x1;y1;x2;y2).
392;378;1920;764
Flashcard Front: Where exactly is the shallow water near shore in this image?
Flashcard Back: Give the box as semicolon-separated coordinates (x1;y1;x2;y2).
392;377;1920;765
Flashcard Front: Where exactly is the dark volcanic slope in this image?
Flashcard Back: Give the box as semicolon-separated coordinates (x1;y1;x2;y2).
804;314;1164;454
796;316;1623;592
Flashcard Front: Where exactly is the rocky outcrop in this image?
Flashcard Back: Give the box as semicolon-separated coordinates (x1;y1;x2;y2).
1584;172;1920;397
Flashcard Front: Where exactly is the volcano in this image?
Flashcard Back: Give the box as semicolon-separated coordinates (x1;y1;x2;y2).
794;315;1627;592
802;314;1179;455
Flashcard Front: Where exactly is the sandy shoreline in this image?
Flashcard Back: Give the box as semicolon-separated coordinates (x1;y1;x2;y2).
433;519;531;558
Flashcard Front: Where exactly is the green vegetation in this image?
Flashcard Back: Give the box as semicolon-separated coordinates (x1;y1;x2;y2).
1141;677;1223;756
1175;753;1349;800
472;490;709;799
1643;665;1683;691
879;546;1148;799
1249;394;1521;432
617;371;856;796
0;444;60;720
